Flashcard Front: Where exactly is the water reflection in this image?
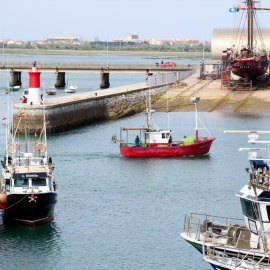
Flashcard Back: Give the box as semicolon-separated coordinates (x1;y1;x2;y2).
0;220;61;268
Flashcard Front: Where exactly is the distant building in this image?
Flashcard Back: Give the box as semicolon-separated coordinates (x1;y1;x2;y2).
149;38;169;46
126;33;139;40
5;39;16;45
112;39;125;42
46;37;79;44
186;39;200;44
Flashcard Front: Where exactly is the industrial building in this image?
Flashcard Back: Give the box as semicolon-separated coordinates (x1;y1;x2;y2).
211;28;270;59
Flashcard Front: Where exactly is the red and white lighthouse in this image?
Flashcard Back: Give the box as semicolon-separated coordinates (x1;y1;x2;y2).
27;62;42;105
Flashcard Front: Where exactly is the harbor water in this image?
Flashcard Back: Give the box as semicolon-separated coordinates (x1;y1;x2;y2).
0;53;269;269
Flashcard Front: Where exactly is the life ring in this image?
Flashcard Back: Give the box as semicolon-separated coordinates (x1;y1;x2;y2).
35;143;46;153
7;143;18;154
262;171;270;187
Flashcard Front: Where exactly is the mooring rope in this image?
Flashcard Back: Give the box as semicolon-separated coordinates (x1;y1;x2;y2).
0;194;29;211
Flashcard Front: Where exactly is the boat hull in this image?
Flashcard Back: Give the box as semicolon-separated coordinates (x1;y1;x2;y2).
120;137;215;157
46;92;56;95
181;232;270;265
3;192;57;225
231;58;268;81
208;263;230;270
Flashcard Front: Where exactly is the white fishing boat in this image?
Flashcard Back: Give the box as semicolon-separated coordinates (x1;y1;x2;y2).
181;130;270;268
65;85;77;93
0;63;57;225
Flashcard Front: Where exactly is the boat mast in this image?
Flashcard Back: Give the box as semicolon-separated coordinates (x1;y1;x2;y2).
247;0;254;49
191;97;200;141
247;0;251;48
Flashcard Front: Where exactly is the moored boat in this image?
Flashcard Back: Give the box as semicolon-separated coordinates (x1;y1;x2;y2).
112;97;215;157
7;85;20;92
181;130;270;267
65;85;77;93
229;1;270;82
46;89;56;95
0;63;57;225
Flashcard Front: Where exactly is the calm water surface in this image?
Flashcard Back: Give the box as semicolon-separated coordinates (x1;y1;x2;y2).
0;53;268;270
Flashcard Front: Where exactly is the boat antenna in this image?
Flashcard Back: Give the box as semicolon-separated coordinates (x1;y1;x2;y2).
145;42;159;130
41;46;48;159
106;19;109;70
3;20;9;166
191;97;200;141
202;28;205;62
2;17;4;67
167;89;170;129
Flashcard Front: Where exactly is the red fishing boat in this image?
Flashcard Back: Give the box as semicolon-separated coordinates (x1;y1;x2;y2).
229;0;270;82
112;97;215;157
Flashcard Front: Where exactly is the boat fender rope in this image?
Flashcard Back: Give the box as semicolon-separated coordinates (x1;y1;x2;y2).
0;194;29;212
35;142;46;153
262;170;270;187
7;143;18;154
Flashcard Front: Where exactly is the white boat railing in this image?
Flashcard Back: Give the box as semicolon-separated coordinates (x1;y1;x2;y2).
182;213;270;266
13;157;47;168
183;213;246;244
203;242;270;268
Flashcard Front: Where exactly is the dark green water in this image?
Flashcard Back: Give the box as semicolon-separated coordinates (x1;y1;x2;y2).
0;54;269;270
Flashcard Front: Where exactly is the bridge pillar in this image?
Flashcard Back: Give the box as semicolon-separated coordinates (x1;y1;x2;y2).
10;70;22;87
100;72;110;89
54;70;66;88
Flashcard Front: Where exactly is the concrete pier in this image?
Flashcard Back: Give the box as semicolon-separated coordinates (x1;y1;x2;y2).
54;70;66;87
13;82;172;133
10;70;22;87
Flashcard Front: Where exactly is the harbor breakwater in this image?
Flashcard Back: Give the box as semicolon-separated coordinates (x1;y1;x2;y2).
13;82;172;133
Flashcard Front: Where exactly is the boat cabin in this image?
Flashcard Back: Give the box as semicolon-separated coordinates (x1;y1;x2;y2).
120;127;173;147
145;130;172;146
1;156;56;195
236;159;270;249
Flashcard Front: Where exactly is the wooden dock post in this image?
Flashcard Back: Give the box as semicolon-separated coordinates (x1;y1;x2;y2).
54;69;66;87
10;70;22;87
100;71;110;89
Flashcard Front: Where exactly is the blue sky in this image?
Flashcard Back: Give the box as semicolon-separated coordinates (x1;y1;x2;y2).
1;0;270;42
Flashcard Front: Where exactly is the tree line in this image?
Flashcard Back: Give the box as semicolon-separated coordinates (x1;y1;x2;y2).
1;41;211;53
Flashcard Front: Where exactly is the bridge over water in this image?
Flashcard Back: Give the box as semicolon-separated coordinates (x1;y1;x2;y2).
1;60;219;88
1;62;198;73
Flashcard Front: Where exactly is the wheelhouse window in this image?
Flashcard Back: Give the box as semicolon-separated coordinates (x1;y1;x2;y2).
240;198;259;221
5;179;10;191
14;179;29;187
162;133;165;139
32;178;46;186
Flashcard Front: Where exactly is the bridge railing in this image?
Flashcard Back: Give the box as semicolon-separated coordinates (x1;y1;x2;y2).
1;62;199;70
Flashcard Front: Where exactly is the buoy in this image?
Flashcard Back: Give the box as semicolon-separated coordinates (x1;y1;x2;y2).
0;193;8;203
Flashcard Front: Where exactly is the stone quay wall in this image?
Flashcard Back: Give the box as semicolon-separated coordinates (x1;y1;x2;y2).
13;83;172;133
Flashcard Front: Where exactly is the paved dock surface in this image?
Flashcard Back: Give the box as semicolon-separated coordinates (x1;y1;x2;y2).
44;83;149;107
152;73;270;113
